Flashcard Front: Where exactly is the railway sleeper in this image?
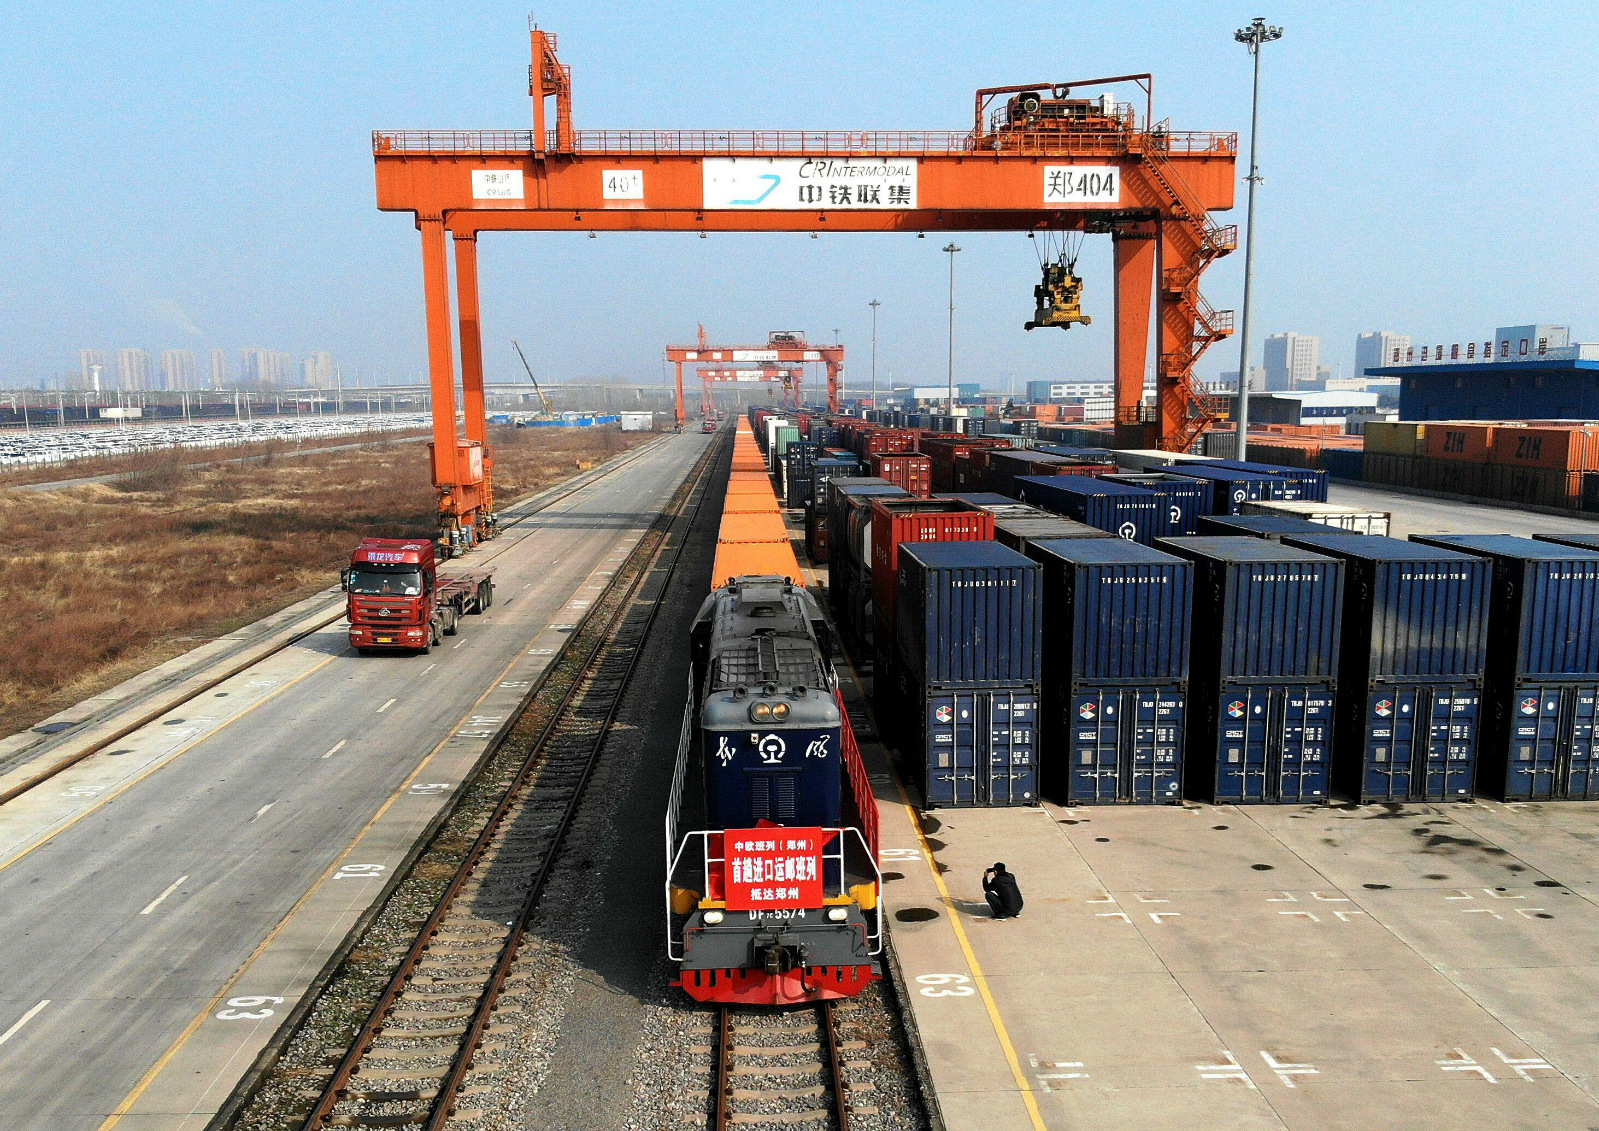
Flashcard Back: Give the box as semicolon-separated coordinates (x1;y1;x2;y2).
730;1085;827;1100
727;1111;831;1126
731;1062;824;1076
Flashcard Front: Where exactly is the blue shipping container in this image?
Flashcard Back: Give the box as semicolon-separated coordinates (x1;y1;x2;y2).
1283;534;1490;802
1102;473;1212;536
1158;536;1343;803
1027;538;1193;804
1167;465;1295;513
1412;534;1599;799
826;479;905;619
895;541;1041;687
912;687;1039;807
1205;459;1329;502
1014;475;1163;544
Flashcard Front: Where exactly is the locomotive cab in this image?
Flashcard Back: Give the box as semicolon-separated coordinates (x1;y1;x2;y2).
669;575;881;1004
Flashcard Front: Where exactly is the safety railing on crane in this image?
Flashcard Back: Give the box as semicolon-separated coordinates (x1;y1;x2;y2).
373;128;1236;158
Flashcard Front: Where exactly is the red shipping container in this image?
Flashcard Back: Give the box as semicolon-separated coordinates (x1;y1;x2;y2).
868;500;995;648
1489;425;1599;471
870;452;933;497
919;436;1011;491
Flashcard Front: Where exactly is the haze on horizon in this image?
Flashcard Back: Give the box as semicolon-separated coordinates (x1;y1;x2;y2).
1;1;1594;391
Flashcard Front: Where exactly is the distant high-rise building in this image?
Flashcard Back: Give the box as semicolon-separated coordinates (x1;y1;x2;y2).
1262;333;1320;391
301;351;336;388
1356;331;1411;375
1219;365;1266;391
239;348;294;387
78;349;107;390
160;349;199;391
209;348;228;388
116;347;152;390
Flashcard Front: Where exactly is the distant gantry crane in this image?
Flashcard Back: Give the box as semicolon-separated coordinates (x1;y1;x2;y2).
372;24;1237;552
668;327;842;422
696;366;804;414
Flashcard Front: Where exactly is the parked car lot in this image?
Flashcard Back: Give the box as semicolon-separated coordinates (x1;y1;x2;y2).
0;414;431;467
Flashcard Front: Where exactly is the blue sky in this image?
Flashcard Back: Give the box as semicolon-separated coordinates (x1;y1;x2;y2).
2;1;1595;390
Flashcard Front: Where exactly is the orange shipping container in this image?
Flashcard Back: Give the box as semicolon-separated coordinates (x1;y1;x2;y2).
1424;422;1497;463
1489;425;1599;472
719;512;789;543
712;541;801;587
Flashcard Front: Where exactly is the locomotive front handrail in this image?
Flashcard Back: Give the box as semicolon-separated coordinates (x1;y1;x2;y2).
663;673;694;870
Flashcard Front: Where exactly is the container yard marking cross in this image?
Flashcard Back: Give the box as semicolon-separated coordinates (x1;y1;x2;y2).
1028;1054;1088;1090
1260;1051;1318;1087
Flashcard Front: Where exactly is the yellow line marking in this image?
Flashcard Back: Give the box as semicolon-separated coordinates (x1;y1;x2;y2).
97;553;614;1128
803;553;1048;1131
0;653;338;876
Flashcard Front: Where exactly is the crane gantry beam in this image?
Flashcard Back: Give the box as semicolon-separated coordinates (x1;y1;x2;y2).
667;328;842;423
374;25;1237;550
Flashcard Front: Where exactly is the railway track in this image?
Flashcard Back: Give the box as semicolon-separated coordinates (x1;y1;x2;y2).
221;432;722;1131
710;1003;857;1131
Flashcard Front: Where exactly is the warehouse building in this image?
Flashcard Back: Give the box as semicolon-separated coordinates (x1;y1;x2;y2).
1370;324;1599;420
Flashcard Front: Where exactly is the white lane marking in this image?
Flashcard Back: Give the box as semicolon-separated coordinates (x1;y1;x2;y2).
377;698;396;714
321;740;347;760
250;803;275;823
421;663;436;674
453;640;465;649
140;876;190;916
0;1000;50;1047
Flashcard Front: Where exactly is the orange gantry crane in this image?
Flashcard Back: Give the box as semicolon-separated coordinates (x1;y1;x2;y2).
669;327;841;421
373;25;1236;552
696;366;805;415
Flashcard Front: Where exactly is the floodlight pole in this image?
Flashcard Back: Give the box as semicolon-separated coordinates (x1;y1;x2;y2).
1233;16;1283;458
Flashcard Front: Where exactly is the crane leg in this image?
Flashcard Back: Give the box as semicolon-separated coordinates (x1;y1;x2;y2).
1112;227;1156;449
420;217;464;550
674;361;686;428
454;232;493;538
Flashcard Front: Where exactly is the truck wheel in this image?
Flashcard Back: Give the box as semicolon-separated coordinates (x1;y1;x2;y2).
443;607;459;636
481;581;493;610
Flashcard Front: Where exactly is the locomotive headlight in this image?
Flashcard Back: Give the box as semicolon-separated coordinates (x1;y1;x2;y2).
771;702;790;721
750;702;773;722
826;906;849;922
703;909;725;925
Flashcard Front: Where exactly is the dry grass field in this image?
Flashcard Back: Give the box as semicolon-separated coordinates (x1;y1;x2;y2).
0;424;651;738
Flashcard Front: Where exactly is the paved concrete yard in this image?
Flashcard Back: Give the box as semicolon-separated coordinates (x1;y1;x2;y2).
1328;481;1599;540
882;796;1599;1130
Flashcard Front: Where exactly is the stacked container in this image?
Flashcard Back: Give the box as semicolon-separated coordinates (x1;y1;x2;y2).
1158;536;1343;803
1283;534;1489;802
1240;499;1390;534
984;450;1082;496
992;514;1112;554
1204;459;1329;502
1013;475;1163;543
806;456;859;561
1198;514;1370;541
1032;443;1118;466
895;541;1041;807
781;440;821;508
1167;464;1294;513
1026;539;1191;803
918;436;1010;492
825;479;906;627
869;452;933;497
1412;535;1599;800
1103;472;1213;536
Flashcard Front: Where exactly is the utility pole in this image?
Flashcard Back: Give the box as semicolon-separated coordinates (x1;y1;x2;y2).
942;243;961;414
1233;16;1283;458
868;299;880;409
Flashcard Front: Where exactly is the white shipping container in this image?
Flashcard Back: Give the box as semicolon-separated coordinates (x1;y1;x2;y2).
1241;499;1391;535
1113;448;1215;472
619;412;654;432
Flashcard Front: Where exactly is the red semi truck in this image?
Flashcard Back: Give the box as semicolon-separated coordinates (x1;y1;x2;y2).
342;537;495;655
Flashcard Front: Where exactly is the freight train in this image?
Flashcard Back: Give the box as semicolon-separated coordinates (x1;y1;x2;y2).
665;420;880;1005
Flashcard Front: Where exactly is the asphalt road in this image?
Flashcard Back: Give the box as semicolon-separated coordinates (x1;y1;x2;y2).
0;431;708;1130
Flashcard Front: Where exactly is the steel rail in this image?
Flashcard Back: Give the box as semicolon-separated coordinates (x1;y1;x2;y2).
710;1002;851;1131
298;431;719;1130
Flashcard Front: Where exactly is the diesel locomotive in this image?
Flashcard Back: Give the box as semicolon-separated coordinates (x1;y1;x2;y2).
666;574;881;1005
